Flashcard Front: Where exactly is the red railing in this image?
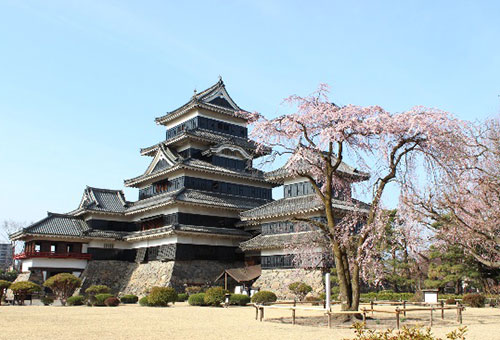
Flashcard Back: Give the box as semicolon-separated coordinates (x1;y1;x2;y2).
14;251;91;260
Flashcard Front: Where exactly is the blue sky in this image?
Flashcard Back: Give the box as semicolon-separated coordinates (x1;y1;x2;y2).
1;0;499;231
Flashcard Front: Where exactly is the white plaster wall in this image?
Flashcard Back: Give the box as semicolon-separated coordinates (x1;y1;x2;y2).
21;258;88;272
283;177;310;185
261;246;324;256
87;240;132;249
163;109;247;130
130;234;240;249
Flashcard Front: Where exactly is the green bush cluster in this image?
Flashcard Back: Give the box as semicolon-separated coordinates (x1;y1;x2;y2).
139;296;150;306
360;290;415;302
463;293;485;308
67;295;86;306
204;287;226;306
288;282;312;301
0;280;11;305
94;293;114;306
147;287;177;307
41;296;54;306
85;285;111;305
229;294;250;306
188;293;206;306
345;322;467;340
120;294;138;304
0;270;18;282
251;291;277;304
9;281;41;305
176;293;189;302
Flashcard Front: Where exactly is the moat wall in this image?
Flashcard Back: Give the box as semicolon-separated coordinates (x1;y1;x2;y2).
252;268;324;299
78;260;242;296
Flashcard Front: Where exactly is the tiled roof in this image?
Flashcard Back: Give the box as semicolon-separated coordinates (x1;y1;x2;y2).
9;213;122;240
140;129;262;157
240;194;370;220
265;161;369;184
125;188;269;214
240;231;326;251
155;78;245;125
78;187;128;213
124;157;267;187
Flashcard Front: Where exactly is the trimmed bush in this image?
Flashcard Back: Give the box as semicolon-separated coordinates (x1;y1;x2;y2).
305;295;322;305
288;282;312;301
185;286;202;295
229;294;250;306
94;293;114;306
177;293;189;302
0;270;18;282
204;287;226;307
0;280;11;305
43;273;82;306
85;285;111;305
120;294;138;304
188;293;206;306
9;281;41;305
147;287;177;307
251;291;277;304
463;293;485;308
41;296;54;306
139;296;150;306
445;298;456;305
104;297;120;307
345;322;467;340
67;295;85;306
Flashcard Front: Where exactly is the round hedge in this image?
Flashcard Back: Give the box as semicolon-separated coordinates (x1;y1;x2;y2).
139;296;150;306
67;295;86;306
251;291;277;304
120;294;138;304
188;293;206;306
147;287;177;307
229;294;250;306
94;293;114;306
204;287;226;307
176;293;189;302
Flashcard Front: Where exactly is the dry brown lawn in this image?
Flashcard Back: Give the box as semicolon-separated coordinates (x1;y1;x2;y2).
0;302;498;340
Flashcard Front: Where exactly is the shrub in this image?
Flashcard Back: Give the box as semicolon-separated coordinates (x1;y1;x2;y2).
67;295;85;306
177;293;189;302
204;287;226;307
251;291;277;304
43;273;82;306
139;296;150;306
305;295;322;305
229;294;250;306
0;280;11;306
446;298;457;305
94;293;114;306
0;270;18;282
120;294;138;304
104;297;120;307
9;281;41;305
188;293;206;306
147;287;177;307
185;286;202;295
41;296;54;306
288;282;313;301
463;293;486;308
85;285;111;305
345;322;467;340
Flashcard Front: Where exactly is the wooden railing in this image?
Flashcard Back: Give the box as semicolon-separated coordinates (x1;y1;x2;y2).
14;251;91;260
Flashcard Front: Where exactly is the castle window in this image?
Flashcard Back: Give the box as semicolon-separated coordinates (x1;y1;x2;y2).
35;243;41;252
50;244;56;252
104;243;114;249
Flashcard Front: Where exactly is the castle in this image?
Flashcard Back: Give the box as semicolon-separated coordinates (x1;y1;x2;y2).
10;79;368;297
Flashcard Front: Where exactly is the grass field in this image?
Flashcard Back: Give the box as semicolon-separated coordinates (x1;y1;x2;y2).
0;303;498;340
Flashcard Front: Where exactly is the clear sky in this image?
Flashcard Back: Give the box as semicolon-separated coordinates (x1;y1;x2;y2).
1;1;499;233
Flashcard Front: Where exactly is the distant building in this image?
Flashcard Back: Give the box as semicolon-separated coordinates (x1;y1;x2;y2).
0;243;13;270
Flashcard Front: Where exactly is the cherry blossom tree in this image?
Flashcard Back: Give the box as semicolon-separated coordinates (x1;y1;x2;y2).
240;84;466;311
405;119;500;269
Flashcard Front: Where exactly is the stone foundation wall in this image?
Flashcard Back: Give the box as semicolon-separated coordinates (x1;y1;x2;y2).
252;268;324;299
78;260;242;296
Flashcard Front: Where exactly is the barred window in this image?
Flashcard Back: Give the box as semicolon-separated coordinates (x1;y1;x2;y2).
103;243;114;249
